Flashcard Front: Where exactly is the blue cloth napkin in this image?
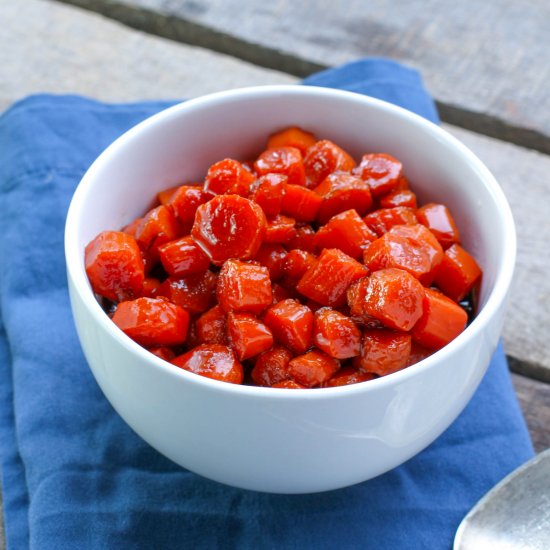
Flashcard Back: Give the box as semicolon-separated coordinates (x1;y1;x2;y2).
0;59;533;549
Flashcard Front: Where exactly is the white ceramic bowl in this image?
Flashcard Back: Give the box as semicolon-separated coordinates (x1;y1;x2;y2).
65;86;515;494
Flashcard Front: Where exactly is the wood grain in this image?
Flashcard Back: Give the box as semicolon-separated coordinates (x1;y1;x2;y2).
56;0;550;154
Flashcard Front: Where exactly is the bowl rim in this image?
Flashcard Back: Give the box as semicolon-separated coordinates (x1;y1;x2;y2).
65;84;516;401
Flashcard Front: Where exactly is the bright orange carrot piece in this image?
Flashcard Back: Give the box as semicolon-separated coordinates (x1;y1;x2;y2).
254;146;306;186
288;350;340;387
323;365;376;387
251;346;293;387
355;329;411;376
434;244;482;302
264;214;297;243
363;206;417;236
158;235;210;277
203;158;255;196
227;313;274;361
379;189;417;209
249;173;287;217
416;203;460;249
267;126;317;155
313;307;361;359
158;270;217;315
281;184;323;222
304;140;356;187
196;305;227;345
354;153;403;198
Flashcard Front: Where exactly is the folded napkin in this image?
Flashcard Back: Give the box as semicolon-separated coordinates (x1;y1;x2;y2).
0;59;533;549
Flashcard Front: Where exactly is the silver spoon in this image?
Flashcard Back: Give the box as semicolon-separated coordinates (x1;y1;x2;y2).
454;448;550;549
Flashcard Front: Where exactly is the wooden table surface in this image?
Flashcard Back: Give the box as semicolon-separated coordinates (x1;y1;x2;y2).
2;0;550;546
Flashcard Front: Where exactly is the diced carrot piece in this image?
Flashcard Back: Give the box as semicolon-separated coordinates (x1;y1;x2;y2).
85;231;145;302
434;244;482;302
355;329;411;376
249;173;287;217
217;259;272;314
314;209;377;260
416;203;460;250
267;126;317;155
158;235;210;277
227;313;274;361
167;185;209;230
304;140;356;187
254;146;306;186
264;214;297;243
281;184;323;222
203;158;255;196
192;195;266;265
407;342;434;366
140;277;161;298
395;175;410;190
122;217;142;237
263;299;313;354
253;243;287;281
412;288;468;350
363;223;444;286
196;305;227;345
135;205;180;252
287;223;316;253
148;346;176;361
157;185;180;205
313;172;373;224
251;346;293;386
323;365;375;387
288;350;340;387
172;344;243;384
112;297;189;346
347;268;425;331
272;379;306;389
379;189;417;209
363;206;417;236
158;270;217;315
281;249;317;286
354;153;403;198
297;248;367;307
313;307;361;359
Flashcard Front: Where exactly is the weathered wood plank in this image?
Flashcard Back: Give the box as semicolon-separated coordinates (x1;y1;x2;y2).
56;0;550;154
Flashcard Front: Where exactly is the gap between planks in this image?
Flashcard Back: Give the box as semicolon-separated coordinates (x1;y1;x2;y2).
55;0;550;156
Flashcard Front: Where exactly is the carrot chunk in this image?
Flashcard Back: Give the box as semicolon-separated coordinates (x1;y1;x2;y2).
157;185;180;205
112;297;189;346
227;313;274;361
263;299;313;354
407;342;434;366
196;305;227;345
281;184;323;222
172;344;243;384
434;243;482;302
158;235;210;277
85;230;145;302
267;126;317;155
314;209;377;260
281;249;317;286
251;346;293;387
416;203;460;249
158;270;217;315
140;276;161;298
354;153;403;198
297;248;367;307
135;205;180;252
323;365;375;387
217;259;272;314
288;350;340;387
253;243;287;281
203;158;255;197
148;346;176;362
254;146;306;186
379;189;417;209
167;185;209;230
313;307;361;359
249;173;287;217
192;194;266;265
411;288;468;349
122;217;142;237
347;268;425;331
271;379;306;389
363;206;417;236
264;214;297;243
363;223;444;286
287;223;316;253
304;140;356;187
355;329;411;376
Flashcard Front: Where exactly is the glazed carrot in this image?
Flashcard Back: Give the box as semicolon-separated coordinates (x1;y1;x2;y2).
217;259;272;314
416;203;460;249
407;342;434;366
192;194;266;265
254;146;306;186
323;366;375;387
263;298;313;354
196;305;227;345
355;329;411;376
157;270;217;315
271;379;306;389
227;313;274;361
135;205;180;252
411;288;468;349
112;297;189;346
85;230;145;302
249;173;287;217
434;243;482;302
267;126;317;155
122;217;142;237
203;158;255;196
379;189;417;209
297;248;367;307
312;307;361;359
172;344;243;384
157;185;180;205
286;223;316;253
347;268;425;331
253;243;287;281
304;140;356;187
167;185;209;230
148;346;176;362
158;235;210;277
363;206;417;236
271;283;293;303
251;346;293;387
354;153;403;198
281;249;317;286
313;171;373;224
287;350;340;387
264;214;297;243
140;277;161;298
281;184;323;222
